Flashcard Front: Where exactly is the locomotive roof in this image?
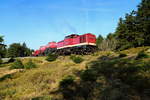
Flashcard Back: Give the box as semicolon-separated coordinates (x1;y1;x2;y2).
65;34;79;39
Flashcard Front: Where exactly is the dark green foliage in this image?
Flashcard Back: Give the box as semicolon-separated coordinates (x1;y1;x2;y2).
8;58;15;63
7;42;32;58
0;36;7;58
96;35;104;46
7;43;22;58
10;59;36;69
115;13;140;50
59;75;76;100
100;80;130;100
0;58;2;64
70;55;84;63
137;0;150;46
112;0;150;50
0;74;12;82
119;53;127;58
0;36;7;63
136;51;149;59
24;60;36;69
57;56;150;100
106;33;116;40
80;69;97;82
45;53;58;62
59;75;75;88
10;59;24;69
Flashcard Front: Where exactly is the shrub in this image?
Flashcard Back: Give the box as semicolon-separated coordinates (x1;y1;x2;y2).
136;51;149;59
8;58;15;63
119;53;127;58
92;52;98;56
24;60;36;69
10;59;24;69
70;55;84;64
45;53;58;62
0;58;2;64
59;75;76;100
0;74;12;81
59;75;75;88
80;69;97;82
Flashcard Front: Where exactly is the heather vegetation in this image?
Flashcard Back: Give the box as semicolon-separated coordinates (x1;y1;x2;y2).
0;47;150;100
10;59;24;69
118;53;127;58
10;59;36;69
45;53;58;62
70;55;84;64
24;60;37;69
136;51;150;59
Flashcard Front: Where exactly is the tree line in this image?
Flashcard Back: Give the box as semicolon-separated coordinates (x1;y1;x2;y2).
0;36;33;58
96;0;150;51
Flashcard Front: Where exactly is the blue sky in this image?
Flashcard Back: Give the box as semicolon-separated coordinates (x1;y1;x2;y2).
0;0;141;49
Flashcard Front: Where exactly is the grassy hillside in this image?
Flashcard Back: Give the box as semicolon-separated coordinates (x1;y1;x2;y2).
0;47;150;100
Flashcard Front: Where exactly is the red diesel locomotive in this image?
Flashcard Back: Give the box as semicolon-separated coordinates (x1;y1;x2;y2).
33;33;97;56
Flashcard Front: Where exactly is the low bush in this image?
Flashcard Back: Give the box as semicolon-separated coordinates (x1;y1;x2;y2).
59;75;75;88
59;75;76;100
136;51;149;59
80;69;97;82
0;58;2;64
70;55;84;64
119;53;127;58
10;59;24;69
0;74;13;81
8;58;15;63
45;53;58;62
24;60;36;69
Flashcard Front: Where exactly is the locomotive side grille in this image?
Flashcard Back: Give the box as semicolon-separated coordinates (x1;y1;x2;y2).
80;36;86;43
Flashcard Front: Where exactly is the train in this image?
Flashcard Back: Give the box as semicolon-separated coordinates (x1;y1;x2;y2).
33;33;97;56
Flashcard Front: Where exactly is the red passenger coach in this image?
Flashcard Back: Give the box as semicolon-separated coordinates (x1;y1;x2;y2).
44;42;57;55
39;46;47;55
33;50;40;56
47;42;57;48
57;40;64;49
